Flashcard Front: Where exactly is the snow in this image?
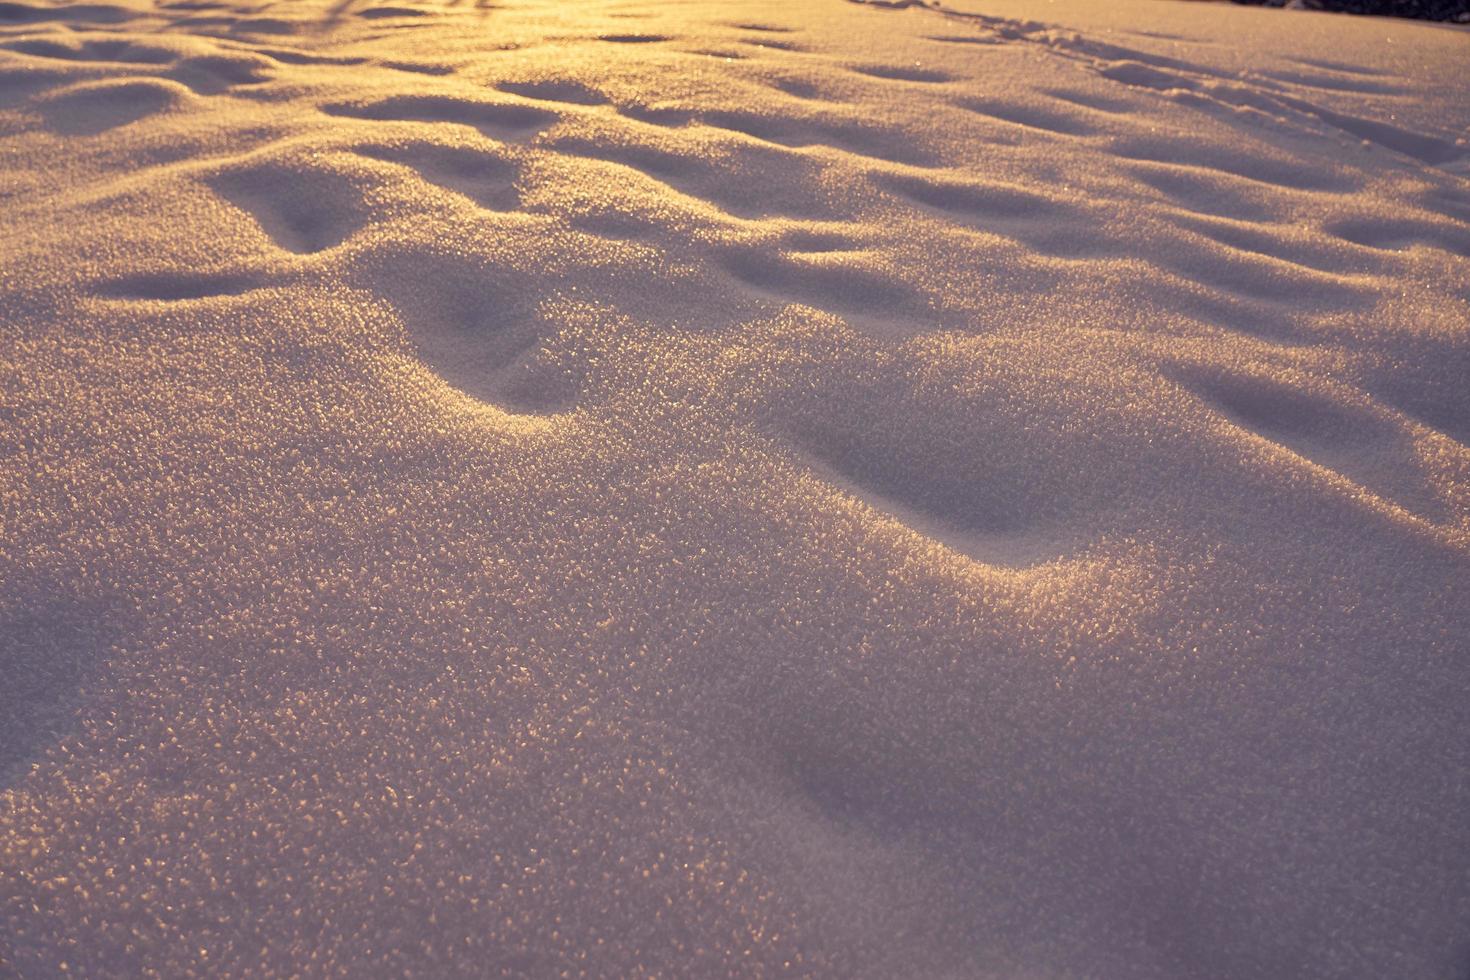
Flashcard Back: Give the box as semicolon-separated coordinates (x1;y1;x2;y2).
1;0;1468;976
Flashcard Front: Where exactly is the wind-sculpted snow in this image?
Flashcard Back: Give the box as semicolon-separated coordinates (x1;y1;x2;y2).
1;0;1469;977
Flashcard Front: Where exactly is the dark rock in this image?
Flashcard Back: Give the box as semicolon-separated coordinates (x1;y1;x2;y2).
1231;0;1470;21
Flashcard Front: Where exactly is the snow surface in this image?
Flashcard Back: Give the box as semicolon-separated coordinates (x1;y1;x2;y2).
2;0;1469;975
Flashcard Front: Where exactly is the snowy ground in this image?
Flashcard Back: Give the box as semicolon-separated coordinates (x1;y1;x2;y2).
2;0;1469;976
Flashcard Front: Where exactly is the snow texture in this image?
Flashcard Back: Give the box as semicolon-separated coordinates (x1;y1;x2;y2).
1;0;1469;976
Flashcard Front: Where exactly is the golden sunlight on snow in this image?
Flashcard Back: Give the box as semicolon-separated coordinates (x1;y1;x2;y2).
1;0;1469;977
